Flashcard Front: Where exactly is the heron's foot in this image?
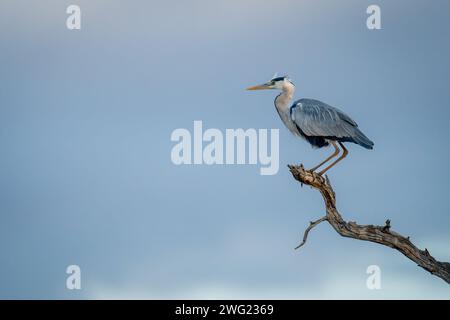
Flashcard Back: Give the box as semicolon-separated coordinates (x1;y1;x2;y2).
289;164;324;177
305;166;325;177
308;165;320;173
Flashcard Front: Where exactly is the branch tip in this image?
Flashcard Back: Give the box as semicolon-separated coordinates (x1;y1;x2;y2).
295;216;327;250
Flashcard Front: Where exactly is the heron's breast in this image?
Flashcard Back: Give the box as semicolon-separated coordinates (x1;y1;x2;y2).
276;107;301;136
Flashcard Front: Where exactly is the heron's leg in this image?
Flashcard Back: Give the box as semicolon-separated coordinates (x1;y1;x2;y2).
309;141;340;172
318;142;348;175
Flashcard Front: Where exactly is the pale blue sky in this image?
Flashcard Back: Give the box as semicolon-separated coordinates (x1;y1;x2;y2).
0;0;449;299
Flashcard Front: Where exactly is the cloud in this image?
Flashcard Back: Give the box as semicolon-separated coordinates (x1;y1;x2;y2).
87;231;450;300
89;271;450;300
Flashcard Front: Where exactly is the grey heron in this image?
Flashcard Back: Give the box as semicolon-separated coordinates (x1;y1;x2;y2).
246;75;374;175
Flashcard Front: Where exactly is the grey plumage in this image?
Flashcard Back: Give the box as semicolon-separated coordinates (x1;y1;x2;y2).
290;99;374;149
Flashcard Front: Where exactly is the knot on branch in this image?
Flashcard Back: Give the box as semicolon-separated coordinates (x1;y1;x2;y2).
382;219;391;232
288;164;336;205
288;164;324;187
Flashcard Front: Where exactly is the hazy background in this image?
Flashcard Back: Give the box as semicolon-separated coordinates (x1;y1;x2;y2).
0;0;449;299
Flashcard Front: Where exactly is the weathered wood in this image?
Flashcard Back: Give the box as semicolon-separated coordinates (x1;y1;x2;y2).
288;164;450;285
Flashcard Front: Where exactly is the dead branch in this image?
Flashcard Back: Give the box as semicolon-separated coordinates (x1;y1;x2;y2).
288;164;450;285
295;216;328;249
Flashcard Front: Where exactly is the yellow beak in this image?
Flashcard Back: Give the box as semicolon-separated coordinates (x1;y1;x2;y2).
246;83;271;90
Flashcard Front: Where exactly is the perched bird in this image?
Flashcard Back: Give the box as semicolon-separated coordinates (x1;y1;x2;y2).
246;75;374;175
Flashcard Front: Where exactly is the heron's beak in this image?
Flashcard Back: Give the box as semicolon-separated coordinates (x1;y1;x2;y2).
246;83;272;90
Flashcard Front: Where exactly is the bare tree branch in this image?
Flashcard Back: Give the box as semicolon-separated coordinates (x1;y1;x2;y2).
295;216;327;249
288;164;450;285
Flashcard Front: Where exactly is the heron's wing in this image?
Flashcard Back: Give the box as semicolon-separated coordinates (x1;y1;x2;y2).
290;99;358;138
291;98;374;149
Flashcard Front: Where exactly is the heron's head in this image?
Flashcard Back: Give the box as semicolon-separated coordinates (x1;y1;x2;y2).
246;75;294;91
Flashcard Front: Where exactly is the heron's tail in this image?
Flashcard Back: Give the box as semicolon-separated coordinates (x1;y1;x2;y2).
352;128;374;149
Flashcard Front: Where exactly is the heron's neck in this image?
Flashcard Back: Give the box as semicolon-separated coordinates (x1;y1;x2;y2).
274;83;299;136
274;83;295;113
